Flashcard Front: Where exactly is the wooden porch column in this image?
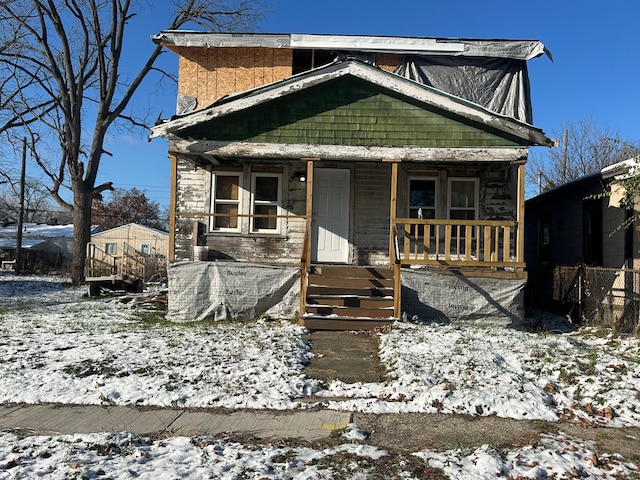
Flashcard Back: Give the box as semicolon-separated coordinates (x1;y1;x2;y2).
384;159;400;267
516;162;526;264
384;159;401;319
299;158;319;320
168;154;177;262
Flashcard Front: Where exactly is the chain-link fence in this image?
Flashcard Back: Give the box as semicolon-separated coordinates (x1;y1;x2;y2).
554;265;640;333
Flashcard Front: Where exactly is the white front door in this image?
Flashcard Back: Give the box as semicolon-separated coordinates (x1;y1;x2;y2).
312;168;350;263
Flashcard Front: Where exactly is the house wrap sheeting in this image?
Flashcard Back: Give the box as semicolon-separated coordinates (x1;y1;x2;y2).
167;261;300;322
401;269;526;325
169;261;525;324
394;56;534;123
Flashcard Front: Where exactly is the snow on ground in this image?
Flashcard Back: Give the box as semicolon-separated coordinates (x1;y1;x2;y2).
2;272;640;479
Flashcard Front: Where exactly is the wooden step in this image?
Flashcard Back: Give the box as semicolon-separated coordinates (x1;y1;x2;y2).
306;305;394;318
302;315;394;331
303;265;398;330
306;296;394;308
307;276;394;288
306;285;394;297
311;265;393;279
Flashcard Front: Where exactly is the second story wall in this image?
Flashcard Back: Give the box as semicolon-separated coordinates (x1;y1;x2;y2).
177;47;293;108
175;46;406;110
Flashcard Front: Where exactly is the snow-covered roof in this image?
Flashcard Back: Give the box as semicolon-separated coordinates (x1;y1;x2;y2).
0;239;47;249
0;223;101;238
601;157;640;180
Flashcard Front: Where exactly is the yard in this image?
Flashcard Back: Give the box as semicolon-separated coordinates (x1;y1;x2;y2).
1;272;639;478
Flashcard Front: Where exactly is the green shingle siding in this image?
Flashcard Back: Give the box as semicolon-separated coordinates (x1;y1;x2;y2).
179;76;524;147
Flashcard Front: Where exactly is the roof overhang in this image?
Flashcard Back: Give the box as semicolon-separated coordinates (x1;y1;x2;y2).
152;32;551;60
150;60;553;147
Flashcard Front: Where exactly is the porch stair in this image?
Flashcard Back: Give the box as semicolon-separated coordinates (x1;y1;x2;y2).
302;265;397;330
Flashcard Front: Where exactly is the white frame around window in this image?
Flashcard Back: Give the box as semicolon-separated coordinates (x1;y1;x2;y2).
250;172;282;233
105;243;118;255
408;175;438;219
210;172;243;232
140;243;151;255
448;177;479;220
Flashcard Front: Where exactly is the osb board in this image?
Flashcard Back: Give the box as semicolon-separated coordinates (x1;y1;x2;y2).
176;46;293;108
376;53;404;73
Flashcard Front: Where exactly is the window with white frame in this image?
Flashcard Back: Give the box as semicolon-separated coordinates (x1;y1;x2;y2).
408;176;437;219
211;172;242;231
105;243;117;255
251;173;281;233
140;243;151;255
448;178;478;220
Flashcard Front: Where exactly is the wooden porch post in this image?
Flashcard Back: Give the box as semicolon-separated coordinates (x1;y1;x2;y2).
384;159;401;318
516;162;526;264
168;154;177;262
385;159;400;267
299;158;318;321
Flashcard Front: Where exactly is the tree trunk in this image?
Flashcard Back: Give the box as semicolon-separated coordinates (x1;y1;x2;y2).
71;188;92;286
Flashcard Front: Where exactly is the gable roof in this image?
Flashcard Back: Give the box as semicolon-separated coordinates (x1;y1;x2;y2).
150;59;552;148
91;223;168;238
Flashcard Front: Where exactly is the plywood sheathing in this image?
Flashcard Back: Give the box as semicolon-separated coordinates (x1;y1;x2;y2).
376;53;404;73
177;46;293;108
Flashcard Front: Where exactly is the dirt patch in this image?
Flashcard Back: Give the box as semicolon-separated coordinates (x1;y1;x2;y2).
353;412;640;459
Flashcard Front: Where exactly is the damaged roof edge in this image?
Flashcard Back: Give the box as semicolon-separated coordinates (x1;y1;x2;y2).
151;32;551;61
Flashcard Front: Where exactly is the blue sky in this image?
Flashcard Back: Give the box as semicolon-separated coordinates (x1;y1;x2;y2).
97;0;640;208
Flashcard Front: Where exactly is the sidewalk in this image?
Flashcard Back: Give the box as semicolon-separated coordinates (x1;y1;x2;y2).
0;403;351;442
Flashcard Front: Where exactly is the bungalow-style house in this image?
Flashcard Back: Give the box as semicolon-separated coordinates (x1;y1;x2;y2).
85;223;168;293
90;223;169;262
525;158;639;318
149;32;554;328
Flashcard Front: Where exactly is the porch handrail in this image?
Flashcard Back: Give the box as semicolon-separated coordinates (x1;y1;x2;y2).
394;218;524;270
85;242;145;280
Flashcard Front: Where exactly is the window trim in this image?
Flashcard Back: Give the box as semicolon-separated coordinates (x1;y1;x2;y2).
105;242;118;256
250;172;282;234
140;243;151;255
210;171;243;232
447;177;479;220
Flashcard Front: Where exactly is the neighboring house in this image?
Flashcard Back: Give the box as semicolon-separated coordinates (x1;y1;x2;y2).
149;32;553;327
0;223;101;271
525;158;639;312
85;223;168;294
90;223;169;261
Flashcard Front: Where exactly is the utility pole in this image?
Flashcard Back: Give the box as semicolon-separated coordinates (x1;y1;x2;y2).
15;138;26;275
561;128;568;184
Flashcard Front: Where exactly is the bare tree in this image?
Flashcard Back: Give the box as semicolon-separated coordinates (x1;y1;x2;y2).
528;117;640;195
0;0;265;284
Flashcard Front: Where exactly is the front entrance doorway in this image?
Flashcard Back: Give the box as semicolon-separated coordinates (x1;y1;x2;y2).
312;168;350;263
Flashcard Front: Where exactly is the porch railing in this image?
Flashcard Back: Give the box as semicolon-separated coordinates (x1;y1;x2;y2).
393;218;524;270
85;243;145;280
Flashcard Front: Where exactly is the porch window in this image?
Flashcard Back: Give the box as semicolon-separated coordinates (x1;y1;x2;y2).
408;177;437;219
448;178;478;220
251;173;281;233
211;173;242;231
105;243;117;255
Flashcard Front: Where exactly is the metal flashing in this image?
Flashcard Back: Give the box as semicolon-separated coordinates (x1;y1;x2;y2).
152;32;550;60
